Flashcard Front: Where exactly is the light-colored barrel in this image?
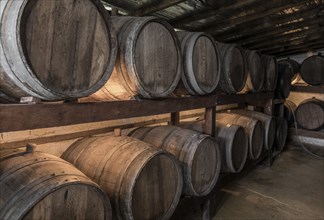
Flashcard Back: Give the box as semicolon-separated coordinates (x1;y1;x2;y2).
262;55;278;91
127;125;221;196
275;117;288;152
230;110;276;150
217;113;264;160
244;50;265;92
88;16;181;100
182;120;248;173
0;0;117;102
61;136;183;220
300;55;324;86
174;32;220;96
216;43;247;94
0;148;112;220
295;98;324;131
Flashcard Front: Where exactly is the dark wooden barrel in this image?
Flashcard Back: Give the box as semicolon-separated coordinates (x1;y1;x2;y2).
89;16;181;100
278;58;301;84
275;117;288;151
61;136;183;220
127;125;221;196
0;147;112;220
295;98;324;131
276;61;292;99
0;0;117;102
174;32;220;96
262;55;278;91
284;100;297;125
216;43;247;94
182;120;248;173
244;50;265;92
300;55;324;86
230;110;276;150
217;113;264;160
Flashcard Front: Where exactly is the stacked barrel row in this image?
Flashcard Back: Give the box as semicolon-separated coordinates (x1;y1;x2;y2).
1;0;282;103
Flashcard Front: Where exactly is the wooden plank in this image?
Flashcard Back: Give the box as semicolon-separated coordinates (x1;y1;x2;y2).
200;0;308;34
204;107;216;137
129;0;186;16
272;45;324;57
170;0;261;27
216;5;323;40
170;112;180;126
0;93;274;133
291;85;324;94
265;40;324;56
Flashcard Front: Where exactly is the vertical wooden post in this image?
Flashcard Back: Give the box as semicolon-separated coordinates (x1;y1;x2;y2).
205;107;216;137
170;112;180;126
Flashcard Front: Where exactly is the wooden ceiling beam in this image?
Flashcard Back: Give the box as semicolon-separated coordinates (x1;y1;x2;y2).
169;0;261;27
271;44;324;57
232;17;323;46
249;27;321;50
199;0;309;34
129;0;187;16
216;4;323;41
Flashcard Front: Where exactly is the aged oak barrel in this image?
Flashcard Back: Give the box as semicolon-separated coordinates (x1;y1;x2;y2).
284;100;297;125
278;58;301;84
262;55;278;91
300;55;324;86
244;50;265;92
127;125;221;196
275;117;288;152
0;147;112;220
174;32;220;96
295;98;324;131
230;110;276;150
0;0;117;102
61;136;183;220
276;61;292;99
88;16;181;100
217;113;264;160
182;120;248;173
216;43;247;94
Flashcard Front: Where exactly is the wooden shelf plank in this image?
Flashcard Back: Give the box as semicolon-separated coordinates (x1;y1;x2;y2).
0;92;273;133
291;85;324;94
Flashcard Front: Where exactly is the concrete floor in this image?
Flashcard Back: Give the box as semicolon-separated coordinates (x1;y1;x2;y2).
211;144;324;220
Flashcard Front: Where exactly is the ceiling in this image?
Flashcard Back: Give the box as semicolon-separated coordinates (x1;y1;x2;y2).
101;0;324;57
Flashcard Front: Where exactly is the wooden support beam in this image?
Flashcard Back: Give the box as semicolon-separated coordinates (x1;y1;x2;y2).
250;27;322;50
200;0;309;34
204;107;216;137
170;0;261;27
129;0;186;16
270;44;324;57
170;112;180;126
234;17;323;46
215;5;323;40
264;39;324;55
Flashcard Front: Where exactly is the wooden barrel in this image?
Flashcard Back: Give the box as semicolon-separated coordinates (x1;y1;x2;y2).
278;58;301;84
127;125;221;196
217;113;264;160
276;61;292;99
182;120;248;173
284;100;297;125
88;16;181;100
173;32;220;96
300;55;324;86
61;136;183;220
244;50;265;92
295;98;324;131
0;0;117;102
0;147;112;220
275;117;288;151
262;55;278;91
216;43;247;94
230;110;276;150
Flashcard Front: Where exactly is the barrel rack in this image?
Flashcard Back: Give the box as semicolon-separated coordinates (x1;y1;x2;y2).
0;92;279;220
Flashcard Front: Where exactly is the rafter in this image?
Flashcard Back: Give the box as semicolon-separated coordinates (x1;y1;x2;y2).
129;0;186;16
